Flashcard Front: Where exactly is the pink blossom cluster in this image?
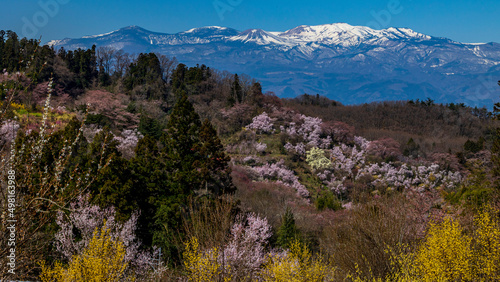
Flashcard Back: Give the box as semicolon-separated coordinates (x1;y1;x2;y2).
114;128;144;159
356;162;463;191
325;175;347;195
54;194;154;275
307;143;365;195
243;155;262;165
221;213;272;278
284;142;306;156
316;167;347;195
322;121;355;144
254;142;267;153
0;119;20;145
252;160;309;198
246;112;275;133
366;138;402;159
330;144;366;176
243;107;463;200
280;114;329;148
354;136;370;150
307;137;462;195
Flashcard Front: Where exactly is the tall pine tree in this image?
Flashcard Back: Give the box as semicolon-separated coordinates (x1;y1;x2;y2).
228;73;243;106
276;207;299;249
153;93;203;252
196;119;235;196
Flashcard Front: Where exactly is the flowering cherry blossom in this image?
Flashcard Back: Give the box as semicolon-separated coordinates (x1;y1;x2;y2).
247;112;274;133
252;160;309;198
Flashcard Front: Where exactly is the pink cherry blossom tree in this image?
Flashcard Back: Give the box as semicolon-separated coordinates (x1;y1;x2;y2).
54;194;155;277
247;112;275;133
221;213;273;280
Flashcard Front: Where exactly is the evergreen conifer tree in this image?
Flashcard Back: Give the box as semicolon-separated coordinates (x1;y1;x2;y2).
129;135;166;246
277;208;299;249
153;93;203;252
231;74;243;104
197;119;235;196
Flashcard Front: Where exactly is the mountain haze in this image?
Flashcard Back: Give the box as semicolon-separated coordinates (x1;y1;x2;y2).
48;24;500;107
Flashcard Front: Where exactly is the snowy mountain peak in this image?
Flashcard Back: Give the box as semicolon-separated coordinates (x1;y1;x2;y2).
80;26;151;39
383;27;432;40
181;26;239;38
47;23;500;107
277;23;431;47
231;29;292;46
185;26;227;33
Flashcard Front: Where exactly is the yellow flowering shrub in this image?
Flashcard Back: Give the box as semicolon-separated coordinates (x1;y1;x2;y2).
0;101;25;110
183;237;231;282
414;217;473;281
473;205;500;279
10;102;25;110
261;240;333;281
40;224;129;282
345;263;384;282
387;205;500;282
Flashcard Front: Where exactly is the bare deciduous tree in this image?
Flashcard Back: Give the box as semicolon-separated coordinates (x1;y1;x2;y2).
113;50;132;77
96;46;116;74
156;53;178;83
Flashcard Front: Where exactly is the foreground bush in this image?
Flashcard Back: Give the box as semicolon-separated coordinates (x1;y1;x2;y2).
389;205;500;282
183;237;230;282
40;224;129;282
261;240;334;282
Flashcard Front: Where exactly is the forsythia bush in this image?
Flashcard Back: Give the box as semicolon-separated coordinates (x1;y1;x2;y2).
389;205;500;282
183;237;231;282
472;205;500;280
40;224;129;282
261;240;334;281
413;218;473;281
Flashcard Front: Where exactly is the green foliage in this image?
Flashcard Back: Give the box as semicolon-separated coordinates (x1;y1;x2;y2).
276;208;300;249
447;164;494;208
137;94;234;259
292;93;338;107
58;46;98;89
124;53;162;89
315;190;342;211
464;137;484;153
403;138;420;158
197;119;235;196
171;63;211;95
229;74;243;105
85;113;112;127
128;135;165;246
123;52;168;99
138;115;163;139
87;131;136;221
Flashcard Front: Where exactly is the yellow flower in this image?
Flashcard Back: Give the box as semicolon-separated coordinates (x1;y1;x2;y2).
261;240;333;281
183;237;231;282
40;224;129;282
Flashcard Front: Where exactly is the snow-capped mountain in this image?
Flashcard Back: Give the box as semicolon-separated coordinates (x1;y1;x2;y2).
48;24;500;107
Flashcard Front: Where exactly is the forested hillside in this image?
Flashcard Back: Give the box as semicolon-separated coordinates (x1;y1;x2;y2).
1;30;500;281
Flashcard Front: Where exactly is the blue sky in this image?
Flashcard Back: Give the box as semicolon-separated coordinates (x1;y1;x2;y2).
1;0;499;43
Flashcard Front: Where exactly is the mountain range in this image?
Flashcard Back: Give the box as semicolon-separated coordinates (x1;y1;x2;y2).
48;24;500;107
